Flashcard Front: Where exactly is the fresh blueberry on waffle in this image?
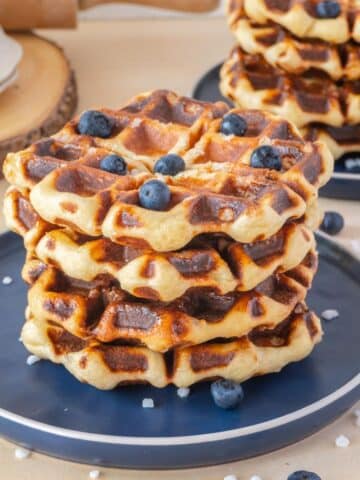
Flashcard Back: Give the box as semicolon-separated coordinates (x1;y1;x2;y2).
139;179;171;210
220;113;247;136
100;154;127;175
250;146;282;171
154;154;185;176
78;110;113;138
316;1;341;19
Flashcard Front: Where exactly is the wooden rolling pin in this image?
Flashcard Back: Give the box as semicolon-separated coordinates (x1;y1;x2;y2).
0;0;219;29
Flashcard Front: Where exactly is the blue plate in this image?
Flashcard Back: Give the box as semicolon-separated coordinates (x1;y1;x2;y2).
0;232;359;469
192;64;360;201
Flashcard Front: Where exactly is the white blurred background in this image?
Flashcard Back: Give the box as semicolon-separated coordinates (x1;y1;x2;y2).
80;0;225;19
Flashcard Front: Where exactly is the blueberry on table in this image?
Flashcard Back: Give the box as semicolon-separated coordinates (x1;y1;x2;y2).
210;379;244;409
316;1;341;18
100;154;127;175
288;471;321;480
250;145;282;171
220;113;247;137
139;180;171;211
320;211;344;236
154;154;185;176
78;110;113;138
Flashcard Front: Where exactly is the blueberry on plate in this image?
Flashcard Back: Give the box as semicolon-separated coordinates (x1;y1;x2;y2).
210;379;244;409
316;0;341;18
288;470;321;480
139;180;171;211
320;211;344;236
154;154;185;176
250;145;282;171
100;154;127;175
78;110;113;138
220;113;247;137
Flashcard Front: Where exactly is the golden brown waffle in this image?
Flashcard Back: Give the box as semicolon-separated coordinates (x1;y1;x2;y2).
221;47;360;128
3;89;229;189
23;251;318;353
3;90;333;252
303;123;360;159
242;0;360;44
227;0;360;80
22;307;322;388
6;188;316;302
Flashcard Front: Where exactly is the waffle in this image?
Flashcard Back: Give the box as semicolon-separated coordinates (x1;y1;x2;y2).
3;90;333;252
242;0;360;44
227;0;360;80
22;307;322;388
22;250;318;353
303;123;360;159
221;47;360;128
6;187;316;302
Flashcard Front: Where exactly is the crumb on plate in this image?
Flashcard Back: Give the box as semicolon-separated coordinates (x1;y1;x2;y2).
26;355;41;366
321;309;339;321
177;387;190;398
142;398;155;409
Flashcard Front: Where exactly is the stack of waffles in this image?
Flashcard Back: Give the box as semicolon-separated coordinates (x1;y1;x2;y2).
222;0;360;161
3;90;333;389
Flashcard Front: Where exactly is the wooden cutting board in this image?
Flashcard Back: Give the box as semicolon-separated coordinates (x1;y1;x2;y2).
0;33;77;171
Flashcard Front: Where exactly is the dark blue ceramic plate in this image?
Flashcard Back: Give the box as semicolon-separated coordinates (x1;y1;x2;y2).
192;64;360;201
0;232;359;469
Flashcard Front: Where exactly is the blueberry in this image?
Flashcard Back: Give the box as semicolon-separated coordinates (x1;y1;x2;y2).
250;145;282;171
220;113;247;137
139;180;171;211
320;211;344;236
210;379;244;409
100;154;127;175
316;1;341;18
288;471;321;480
154;154;185;176
78;110;113;138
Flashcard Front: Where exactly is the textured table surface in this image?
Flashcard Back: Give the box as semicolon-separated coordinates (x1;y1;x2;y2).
0;17;359;480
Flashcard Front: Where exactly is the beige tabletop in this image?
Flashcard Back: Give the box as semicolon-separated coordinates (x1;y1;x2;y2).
0;17;359;480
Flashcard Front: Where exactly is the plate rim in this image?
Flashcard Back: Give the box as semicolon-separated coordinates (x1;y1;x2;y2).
1;375;359;446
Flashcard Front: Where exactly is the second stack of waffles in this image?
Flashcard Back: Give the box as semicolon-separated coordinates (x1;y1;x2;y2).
222;0;360;161
3;90;333;389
